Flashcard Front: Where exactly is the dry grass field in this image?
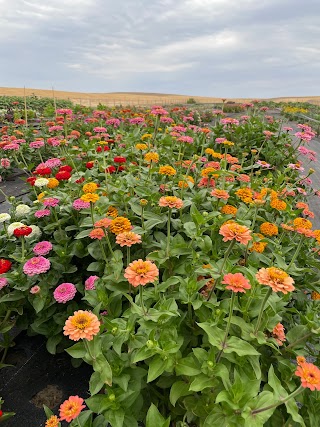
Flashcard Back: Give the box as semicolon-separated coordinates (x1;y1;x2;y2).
1;87;320;107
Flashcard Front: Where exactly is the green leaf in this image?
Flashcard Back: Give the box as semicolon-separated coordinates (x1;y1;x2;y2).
89;371;105;395
189;374;216;392
144;218;165;230
46;335;62;355
225;336;260;356
43;404;53;418
147;356;168;383
242;391;278;427
0;291;25;303
175;356;201;376
183;221;197;238
146;403;170;427
285;398;306;426
86;395;110;414
169;381;192;406
75;229;91;239
197;323;225;349
66;341;87;358
93;355;112;386
108;409;125;427
268;365;288;400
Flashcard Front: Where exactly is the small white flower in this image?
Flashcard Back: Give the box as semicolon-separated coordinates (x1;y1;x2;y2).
0;213;11;223
7;221;25;236
15;204;31;217
34;178;49;188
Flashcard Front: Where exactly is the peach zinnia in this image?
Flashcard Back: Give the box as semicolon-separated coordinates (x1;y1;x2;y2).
256;267;295;294
59;395;86;422
116;232;142;247
124;259;159;287
295;362;320;391
211;189;230;200
63;310;100;341
219;221;252;245
222;273;251;293
159;196;183;209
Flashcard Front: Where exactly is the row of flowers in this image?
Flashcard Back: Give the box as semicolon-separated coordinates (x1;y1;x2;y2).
0;103;320;426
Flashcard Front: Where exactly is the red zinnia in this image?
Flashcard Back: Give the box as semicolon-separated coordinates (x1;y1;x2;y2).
114;156;126;163
33;167;52;176
59;165;73;172
26;177;37;186
0;259;12;274
55;171;71;180
105;166;116;173
13;226;33;237
86;161;94;169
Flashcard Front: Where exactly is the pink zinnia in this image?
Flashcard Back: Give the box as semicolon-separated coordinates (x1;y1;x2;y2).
23;256;51;276
43;197;60;207
33;241;53;256
73;199;90;210
29;140;45;149
116;232;142;247
85;275;99;290
219;222;252;245
54;283;77;303
30;285;41;294
0;277;8;290
222;273;251;293
35;209;51;218
124;259;159;287
44;158;62;168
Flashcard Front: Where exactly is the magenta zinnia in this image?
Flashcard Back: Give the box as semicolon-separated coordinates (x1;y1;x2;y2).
23;256;51;276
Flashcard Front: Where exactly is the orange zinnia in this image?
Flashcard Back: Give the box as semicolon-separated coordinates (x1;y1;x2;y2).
219;221;252;245
45;415;60;427
116;232;142;247
59;395;86;422
109;216;132;234
256;267;295;294
63;310;100;341
260;222;278;236
124;259;159;287
295;362;320;391
222;273;251;293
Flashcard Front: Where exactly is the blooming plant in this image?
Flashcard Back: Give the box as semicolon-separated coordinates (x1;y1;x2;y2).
0;103;320;426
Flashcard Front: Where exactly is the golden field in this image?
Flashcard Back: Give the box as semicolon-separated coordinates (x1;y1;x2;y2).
0;87;319;107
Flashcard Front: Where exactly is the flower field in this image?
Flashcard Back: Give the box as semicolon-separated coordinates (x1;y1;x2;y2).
0;103;320;426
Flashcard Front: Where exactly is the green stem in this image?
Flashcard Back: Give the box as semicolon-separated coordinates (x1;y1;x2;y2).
250;386;304;415
21;236;25;262
103;230;115;260
99;240;109;264
286;235;304;270
90;202;95;226
206;240;236;301
216;292;235;363
254;287;272;334
139;285;147;315
166;209;172;257
127;247;132;295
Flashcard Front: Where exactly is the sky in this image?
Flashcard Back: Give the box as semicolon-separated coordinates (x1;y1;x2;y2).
1;0;320;98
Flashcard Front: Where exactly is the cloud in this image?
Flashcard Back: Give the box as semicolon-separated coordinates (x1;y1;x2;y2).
0;0;319;97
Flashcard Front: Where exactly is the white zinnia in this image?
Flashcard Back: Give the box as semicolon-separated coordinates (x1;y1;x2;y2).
34;178;49;188
0;213;11;223
7;221;25;236
25;224;42;239
15;204;31;217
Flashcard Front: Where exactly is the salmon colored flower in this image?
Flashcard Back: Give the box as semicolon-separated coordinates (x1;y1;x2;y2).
124;259;159;287
159;196;183;209
89;228;105;240
295;362;320;391
222;273;251;293
256;267;295;294
296;356;306;365
63;310;100;341
219;221;252;245
59;395;86;422
272;322;286;345
94;218;112;228
211;189;230;200
116;232;142;247
45;415;60;427
109;217;132;234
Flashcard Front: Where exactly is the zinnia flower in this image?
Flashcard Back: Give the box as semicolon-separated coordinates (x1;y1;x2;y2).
73;198;90;210
63;310;100;341
219;222;252;245
222;273;251;293
34;209;51;218
33;241;53;256
23;256;51;276
94;218;112;228
13;226;33;237
256;267;295;294
0;213;11;223
54;283;77;303
83;183;99;193
89;228;105;240
211;189;230;200
81;193;100;203
260;222;278;236
45;415;60;427
158;196;183;209
34;178;49;187
116;232;142;247
59;395;86;422
124;259;159;287
0;277;8;290
109;217;132;234
272;322;286;345
0;259;12;274
85;275;99;290
159;165;176;176
30;285;41;294
295;362;320;391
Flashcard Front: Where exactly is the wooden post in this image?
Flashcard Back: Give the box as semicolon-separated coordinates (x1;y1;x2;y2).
52;86;57;118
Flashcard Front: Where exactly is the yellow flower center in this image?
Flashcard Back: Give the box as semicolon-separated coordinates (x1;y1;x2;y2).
267;267;288;281
71;314;91;330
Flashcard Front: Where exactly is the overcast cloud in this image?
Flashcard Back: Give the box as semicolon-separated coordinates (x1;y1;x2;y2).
1;0;319;97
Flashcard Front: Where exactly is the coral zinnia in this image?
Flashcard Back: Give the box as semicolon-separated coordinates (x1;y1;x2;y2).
124;259;159;287
219;222;252;245
59;395;86;422
272;322;286;345
109;216;132;234
116;232;142;247
256;267;295;294
222;273;251;293
63;310;100;341
158;196;183;209
295;362;320;391
211;189;230;200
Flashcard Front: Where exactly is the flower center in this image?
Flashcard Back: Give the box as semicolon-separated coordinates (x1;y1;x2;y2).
72;315;91;329
268;267;288;281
